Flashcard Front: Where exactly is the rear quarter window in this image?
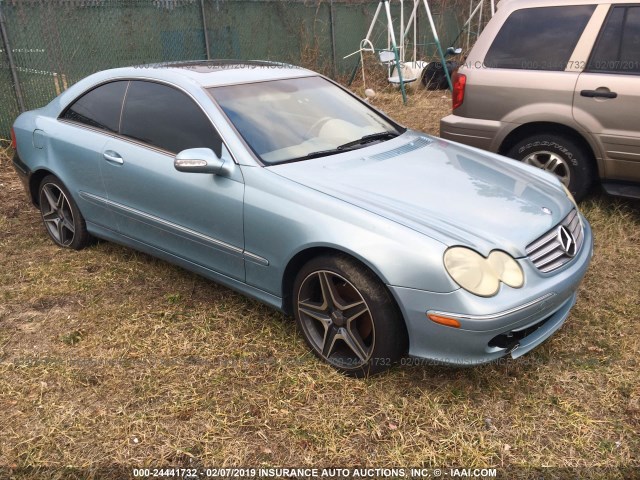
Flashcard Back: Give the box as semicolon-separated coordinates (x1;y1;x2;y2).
484;5;596;71
588;6;640;74
61;81;128;133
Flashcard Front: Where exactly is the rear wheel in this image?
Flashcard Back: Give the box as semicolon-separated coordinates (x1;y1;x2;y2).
505;133;595;201
293;254;407;377
38;175;91;250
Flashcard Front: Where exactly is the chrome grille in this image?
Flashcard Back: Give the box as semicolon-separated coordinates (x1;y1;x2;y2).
526;209;584;273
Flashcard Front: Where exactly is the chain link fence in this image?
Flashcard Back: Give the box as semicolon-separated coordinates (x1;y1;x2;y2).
0;0;473;138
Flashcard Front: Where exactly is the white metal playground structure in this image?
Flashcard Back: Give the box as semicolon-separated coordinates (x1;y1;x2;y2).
345;0;494;104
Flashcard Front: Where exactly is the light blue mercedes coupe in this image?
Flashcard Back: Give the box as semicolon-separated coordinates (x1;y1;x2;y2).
11;60;593;376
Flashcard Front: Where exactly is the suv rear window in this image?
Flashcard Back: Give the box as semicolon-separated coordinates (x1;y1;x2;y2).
588;6;640;74
485;5;596;71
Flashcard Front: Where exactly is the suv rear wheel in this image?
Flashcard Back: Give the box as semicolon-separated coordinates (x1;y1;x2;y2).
505;133;595;201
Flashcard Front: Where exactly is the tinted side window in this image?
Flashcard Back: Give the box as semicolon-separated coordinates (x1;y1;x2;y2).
120;81;222;156
588;6;640;74
61;81;128;133
485;5;596;71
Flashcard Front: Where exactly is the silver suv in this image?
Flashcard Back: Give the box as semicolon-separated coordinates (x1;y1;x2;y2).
440;0;640;200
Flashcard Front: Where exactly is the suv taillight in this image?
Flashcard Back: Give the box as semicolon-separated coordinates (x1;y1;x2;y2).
10;127;17;150
452;72;466;110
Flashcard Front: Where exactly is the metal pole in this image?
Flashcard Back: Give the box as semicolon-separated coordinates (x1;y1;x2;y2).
466;0;472;50
462;0;483;30
450;0;483;52
329;0;337;78
422;0;452;91
0;1;25;112
384;0;407;104
490;0;495;16
477;0;484;38
402;0;419;42
346;56;361;86
200;0;211;60
400;0;404;64
365;2;383;43
348;2;383;87
412;0;417;63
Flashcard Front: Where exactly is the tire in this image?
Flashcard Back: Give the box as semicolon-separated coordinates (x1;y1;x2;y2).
38;175;91;250
293;254;408;377
505;133;595;201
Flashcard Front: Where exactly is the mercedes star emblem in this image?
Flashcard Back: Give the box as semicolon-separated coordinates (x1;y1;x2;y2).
557;225;577;257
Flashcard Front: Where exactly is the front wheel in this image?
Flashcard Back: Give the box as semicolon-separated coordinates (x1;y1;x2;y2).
38;175;91;250
293;254;407;377
505;133;595;201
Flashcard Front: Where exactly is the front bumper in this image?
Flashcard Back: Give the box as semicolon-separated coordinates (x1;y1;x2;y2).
440;114;504;152
390;216;593;366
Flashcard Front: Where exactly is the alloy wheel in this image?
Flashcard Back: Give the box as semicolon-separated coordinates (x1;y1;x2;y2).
296;270;375;369
40;183;76;246
523;150;571;186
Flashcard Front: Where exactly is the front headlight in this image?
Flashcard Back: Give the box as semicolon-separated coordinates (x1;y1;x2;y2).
562;184;577;207
561;184;583;228
444;247;524;297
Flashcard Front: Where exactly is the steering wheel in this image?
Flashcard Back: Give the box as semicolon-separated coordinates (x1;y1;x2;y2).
304;116;333;139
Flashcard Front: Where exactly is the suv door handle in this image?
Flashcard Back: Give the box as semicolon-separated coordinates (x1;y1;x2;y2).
580;89;617;99
103;150;124;165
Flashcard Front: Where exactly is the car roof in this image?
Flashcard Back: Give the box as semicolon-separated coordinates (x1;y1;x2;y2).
498;0;638;9
48;60;319;119
125;60;316;88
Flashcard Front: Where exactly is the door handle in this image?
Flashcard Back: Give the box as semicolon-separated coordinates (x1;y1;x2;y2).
580;89;617;99
103;150;124;165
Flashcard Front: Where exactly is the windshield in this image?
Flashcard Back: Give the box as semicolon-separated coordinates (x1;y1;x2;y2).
208;76;402;165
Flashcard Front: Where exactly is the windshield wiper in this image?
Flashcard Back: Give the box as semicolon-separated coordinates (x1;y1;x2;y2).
336;131;399;150
299;146;360;160
299;131;399;161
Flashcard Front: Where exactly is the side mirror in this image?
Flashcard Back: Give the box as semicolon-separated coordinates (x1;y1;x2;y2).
174;148;226;175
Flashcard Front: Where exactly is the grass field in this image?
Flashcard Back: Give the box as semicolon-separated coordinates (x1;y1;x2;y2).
0;89;639;479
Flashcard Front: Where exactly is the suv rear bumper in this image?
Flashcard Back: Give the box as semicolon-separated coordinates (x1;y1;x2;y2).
440;114;504;152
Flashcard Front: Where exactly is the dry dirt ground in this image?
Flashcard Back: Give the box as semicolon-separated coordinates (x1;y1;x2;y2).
0;89;639;479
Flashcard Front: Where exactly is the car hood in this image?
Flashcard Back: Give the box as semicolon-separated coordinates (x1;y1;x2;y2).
268;131;573;257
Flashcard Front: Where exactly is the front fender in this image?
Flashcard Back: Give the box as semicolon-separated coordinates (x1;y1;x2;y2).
241;166;458;298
